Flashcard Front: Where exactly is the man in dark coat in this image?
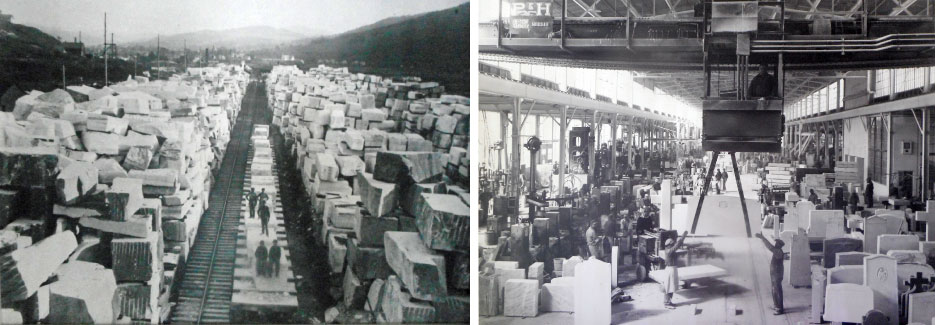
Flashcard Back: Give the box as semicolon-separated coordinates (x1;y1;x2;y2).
747;65;778;99
255;240;268;277
259;202;271;236
756;233;785;315
865;178;875;208
269;240;282;277
246;188;258;218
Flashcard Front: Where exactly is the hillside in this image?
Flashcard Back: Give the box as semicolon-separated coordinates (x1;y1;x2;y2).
0;22;136;96
255;2;469;95
128;25;317;50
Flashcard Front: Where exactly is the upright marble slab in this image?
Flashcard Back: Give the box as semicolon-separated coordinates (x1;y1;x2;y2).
864;254;898;325
823;283;874;323
562;256;583;277
809;210;846;239
527;262;544;287
864;216;887;254
921;242;935;268
896;263;935;293
907;292;935;325
503;279;538;317
827;265;864;285
790;231;812;287
877;234;919;255
823;238;863;268
574;259;611;325
540;281;573;312
811;265;827;323
794;201;816;233
779;230;796;254
877;213;906;234
914;201;935;241
611;246;619;288
886;250;926;264
835;251;870;267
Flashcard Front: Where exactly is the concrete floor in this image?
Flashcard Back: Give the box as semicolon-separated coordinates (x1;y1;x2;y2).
484;169;816;325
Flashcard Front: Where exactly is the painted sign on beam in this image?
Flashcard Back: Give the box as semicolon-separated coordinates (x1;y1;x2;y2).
510;1;554;38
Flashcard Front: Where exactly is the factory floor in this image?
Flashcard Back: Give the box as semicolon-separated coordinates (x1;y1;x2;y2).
483;171;817;325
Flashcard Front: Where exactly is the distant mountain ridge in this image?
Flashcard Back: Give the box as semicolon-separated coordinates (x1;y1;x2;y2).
261;2;469;94
127;25;323;50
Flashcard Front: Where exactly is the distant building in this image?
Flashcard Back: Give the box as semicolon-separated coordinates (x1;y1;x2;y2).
63;38;84;55
281;54;295;61
0;10;12;25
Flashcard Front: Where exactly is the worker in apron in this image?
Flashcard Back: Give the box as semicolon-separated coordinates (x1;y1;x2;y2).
662;230;689;308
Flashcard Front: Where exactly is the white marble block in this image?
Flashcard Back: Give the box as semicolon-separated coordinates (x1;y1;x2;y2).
908;292;935;325
864;254;898;325
527;262;544;287
574;259;611;325
504;279;539;317
540;282;574;312
823;283;874;323
877;234;920;255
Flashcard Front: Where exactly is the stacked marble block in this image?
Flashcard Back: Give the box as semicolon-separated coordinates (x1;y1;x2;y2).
805;201;935;325
0;64;247;324
484;255;611;323
264;65;471;323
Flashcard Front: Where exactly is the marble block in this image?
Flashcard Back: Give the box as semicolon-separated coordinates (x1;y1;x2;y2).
574;259;611;325
504;279;539;317
827;265;864;285
921;242;935;267
864;216;888;254
540;282;574;312
823;237;863;268
495;268;526;315
479;273;499;316
864;254;898;325
836;251;871;266
823;283;874;323
562;256;583;277
896;263;935;293
877;213;906;234
811;265;827;323
908;292;935;325
878;234;920;255
887;250;927;264
779;230;796;254
527;262;544;287
808;210;845;239
790;231;811;287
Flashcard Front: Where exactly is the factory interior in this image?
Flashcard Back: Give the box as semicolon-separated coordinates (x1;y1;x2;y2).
476;0;935;324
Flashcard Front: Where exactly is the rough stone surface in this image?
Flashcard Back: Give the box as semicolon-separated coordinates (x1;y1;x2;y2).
413;193;469;252
373;151;444;184
380;275;436;323
0;231;77;304
383;231;447;300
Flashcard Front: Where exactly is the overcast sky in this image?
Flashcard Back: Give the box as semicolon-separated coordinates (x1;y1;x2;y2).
2;0;467;42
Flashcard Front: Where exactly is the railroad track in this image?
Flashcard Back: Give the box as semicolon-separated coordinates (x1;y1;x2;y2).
171;81;261;323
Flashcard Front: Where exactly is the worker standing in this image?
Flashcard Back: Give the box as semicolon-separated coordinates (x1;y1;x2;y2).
865;178;875;208
255;240;268;278
848;189;860;215
259;201;271;236
808;189;820;205
662;230;688;308
756;233;785;315
258;188;269;208
747;65;778;100
246;188;258;218
586;220;603;261
714;169;723;194
269;240;281;277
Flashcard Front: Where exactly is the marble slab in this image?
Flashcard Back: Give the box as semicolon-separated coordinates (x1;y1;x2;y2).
504;279;539;317
574;259;610;325
823;283;874;323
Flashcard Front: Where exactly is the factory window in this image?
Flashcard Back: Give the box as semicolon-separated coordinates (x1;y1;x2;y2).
875;69;891;98
867;115;888;183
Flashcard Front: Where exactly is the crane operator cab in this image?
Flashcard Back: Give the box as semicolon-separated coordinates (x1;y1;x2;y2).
700;0;784;153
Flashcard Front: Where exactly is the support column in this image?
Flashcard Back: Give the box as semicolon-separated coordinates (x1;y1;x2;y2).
559;106;568;196
535;114;541;165
923;108;929;200
500;111;508;172
589;111;599;185
611;114;618;180
513;98;522;217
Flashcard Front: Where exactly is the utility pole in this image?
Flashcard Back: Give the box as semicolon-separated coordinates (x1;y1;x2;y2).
157;34;160;80
104;12;108;85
